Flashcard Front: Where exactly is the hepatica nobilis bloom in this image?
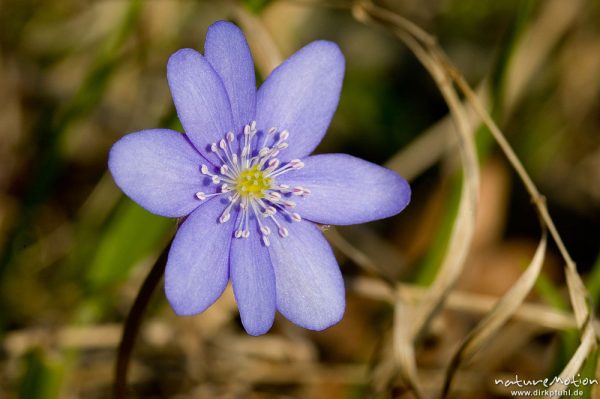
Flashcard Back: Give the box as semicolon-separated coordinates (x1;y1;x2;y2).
109;21;410;335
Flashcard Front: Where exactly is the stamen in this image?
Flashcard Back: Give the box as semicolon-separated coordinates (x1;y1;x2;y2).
258;126;278;152
258;147;270;158
290;159;304;169
267;192;281;201
283;200;296;208
292;186;305;195
219;212;230;223
194;191;229;201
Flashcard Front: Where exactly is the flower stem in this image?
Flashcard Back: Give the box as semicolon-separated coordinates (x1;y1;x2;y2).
114;238;173;399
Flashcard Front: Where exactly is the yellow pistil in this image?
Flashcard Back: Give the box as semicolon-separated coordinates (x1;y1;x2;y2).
235;164;273;198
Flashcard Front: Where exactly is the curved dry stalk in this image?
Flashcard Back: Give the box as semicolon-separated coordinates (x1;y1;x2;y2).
349;277;587;332
353;3;481;397
384;0;584;181
549;320;597;392
351;1;597;397
441;231;547;398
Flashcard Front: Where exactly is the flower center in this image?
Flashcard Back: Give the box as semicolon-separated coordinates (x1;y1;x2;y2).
194;121;310;246
235;165;272;198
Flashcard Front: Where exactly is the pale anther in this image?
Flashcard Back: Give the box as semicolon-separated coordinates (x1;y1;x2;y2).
268;192;281;201
290;159;304;169
195;192;206;200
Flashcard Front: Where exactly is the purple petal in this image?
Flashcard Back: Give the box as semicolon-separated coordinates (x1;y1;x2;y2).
230;216;276;336
278;154;411;225
205;21;256;134
256;41;344;161
268;220;345;330
165;198;235;315
167;48;234;157
108;129;211;218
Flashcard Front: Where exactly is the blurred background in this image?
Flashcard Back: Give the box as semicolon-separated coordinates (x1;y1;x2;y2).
0;0;599;398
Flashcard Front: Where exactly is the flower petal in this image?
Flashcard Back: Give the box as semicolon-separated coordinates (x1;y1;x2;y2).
108;129;212;218
268;220;345;330
167;48;234;156
256;41;344;160
230;216;276;336
165;198;236;315
205;21;256;134
278;154;411;225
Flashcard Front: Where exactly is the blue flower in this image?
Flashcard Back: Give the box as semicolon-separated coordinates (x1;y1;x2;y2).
108;21;411;335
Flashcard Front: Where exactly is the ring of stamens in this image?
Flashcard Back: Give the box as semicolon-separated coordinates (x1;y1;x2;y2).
194;121;309;246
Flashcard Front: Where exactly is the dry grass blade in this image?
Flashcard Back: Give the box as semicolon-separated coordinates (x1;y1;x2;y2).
352;0;598;396
325;227;396;286
442;231;547;398
232;3;283;76
350;277;583;332
448;64;592;329
353;2;480;395
385;0;582;181
393;300;426;399
353;0;480;340
549;321;597;392
504;0;584;110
